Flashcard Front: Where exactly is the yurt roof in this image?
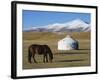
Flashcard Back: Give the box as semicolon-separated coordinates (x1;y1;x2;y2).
59;35;78;43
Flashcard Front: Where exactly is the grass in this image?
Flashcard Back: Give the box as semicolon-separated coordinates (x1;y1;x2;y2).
23;32;90;69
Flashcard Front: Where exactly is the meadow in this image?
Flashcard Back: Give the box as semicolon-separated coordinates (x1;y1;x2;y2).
23;32;90;69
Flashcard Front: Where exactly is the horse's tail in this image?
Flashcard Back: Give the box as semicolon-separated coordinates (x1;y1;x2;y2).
28;47;32;63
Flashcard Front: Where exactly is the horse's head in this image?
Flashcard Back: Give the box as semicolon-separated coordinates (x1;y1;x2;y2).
43;45;53;63
48;50;53;63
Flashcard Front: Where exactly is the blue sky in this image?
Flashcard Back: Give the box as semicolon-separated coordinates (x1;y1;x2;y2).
22;10;91;30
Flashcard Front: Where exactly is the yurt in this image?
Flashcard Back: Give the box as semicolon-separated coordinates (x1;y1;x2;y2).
58;35;79;50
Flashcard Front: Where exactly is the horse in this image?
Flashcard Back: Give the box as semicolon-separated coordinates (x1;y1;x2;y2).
28;44;53;63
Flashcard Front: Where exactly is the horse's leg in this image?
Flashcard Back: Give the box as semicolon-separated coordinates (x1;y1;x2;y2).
45;54;48;62
32;53;37;63
43;55;46;63
43;54;48;63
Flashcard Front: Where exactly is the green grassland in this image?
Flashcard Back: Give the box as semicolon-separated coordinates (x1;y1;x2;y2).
23;32;90;69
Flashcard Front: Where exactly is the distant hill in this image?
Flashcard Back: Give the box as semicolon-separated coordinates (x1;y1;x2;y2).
23;32;90;41
24;19;90;32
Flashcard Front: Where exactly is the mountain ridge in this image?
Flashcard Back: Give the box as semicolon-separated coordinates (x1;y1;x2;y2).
24;19;90;32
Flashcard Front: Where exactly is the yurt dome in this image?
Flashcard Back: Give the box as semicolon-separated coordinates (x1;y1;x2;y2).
58;35;79;50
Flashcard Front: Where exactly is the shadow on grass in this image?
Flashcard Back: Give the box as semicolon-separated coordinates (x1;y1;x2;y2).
55;52;89;55
79;49;90;50
56;59;85;62
54;49;90;55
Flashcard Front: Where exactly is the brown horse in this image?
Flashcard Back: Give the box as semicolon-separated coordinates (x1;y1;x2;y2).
28;44;53;63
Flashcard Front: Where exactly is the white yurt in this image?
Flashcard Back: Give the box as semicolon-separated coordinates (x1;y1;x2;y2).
58;35;79;50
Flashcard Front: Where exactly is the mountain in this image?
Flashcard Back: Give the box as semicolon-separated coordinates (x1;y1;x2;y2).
24;19;90;32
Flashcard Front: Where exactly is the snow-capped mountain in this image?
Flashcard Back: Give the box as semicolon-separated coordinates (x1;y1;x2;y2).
24;19;90;32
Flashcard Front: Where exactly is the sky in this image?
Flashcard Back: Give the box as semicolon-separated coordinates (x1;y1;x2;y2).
22;10;91;30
